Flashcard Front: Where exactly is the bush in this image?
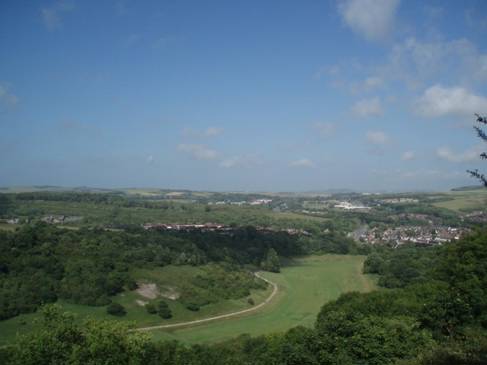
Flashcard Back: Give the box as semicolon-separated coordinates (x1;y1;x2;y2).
186;303;200;312
247;297;255;305
158;301;172;319
145;303;157;314
106;303;126;316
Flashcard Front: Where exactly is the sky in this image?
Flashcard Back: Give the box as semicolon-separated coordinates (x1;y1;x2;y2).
1;0;487;192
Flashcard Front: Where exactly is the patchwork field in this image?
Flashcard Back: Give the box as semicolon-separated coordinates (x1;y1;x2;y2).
0;255;376;346
433;190;487;212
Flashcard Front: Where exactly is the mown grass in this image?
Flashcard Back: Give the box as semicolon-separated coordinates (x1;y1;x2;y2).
148;254;376;344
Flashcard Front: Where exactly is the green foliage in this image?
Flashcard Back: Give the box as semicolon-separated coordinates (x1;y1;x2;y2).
157;301;172;319
261;248;280;273
145;303;157;314
0;223;294;320
7;304;153;365
106;303;126;316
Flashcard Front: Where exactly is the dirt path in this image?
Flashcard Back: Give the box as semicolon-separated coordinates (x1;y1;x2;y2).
136;272;278;332
356;258;375;292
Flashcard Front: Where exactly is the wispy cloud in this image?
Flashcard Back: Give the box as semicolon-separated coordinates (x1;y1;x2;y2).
289;158;315;168
0;83;18;107
182;127;223;138
312;122;336;137
387;37;487;88
41;1;74;31
338;0;400;41
436;145;483;163
366;130;389;145
220;154;263;169
177;144;218;160
415;85;487;118
401;151;415;161
352;97;383;118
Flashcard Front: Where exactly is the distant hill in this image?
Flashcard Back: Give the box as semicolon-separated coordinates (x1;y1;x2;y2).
451;185;485;192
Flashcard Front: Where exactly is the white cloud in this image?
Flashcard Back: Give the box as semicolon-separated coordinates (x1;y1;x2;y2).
415;85;487;118
182;127;223;138
387;37;487;88
0;83;18;107
401;151;415;161
313;122;336;137
366;130;389;144
41;1;74;31
363;76;383;89
338;0;400;41
146;155;154;164
220;155;262;169
352;97;383;117
204;127;223;137
177;144;218;160
289;158;315;168
436;145;483;163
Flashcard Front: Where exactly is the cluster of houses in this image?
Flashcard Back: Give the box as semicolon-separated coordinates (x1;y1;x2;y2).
333;201;371;211
41;215;83;224
142;222;228;232
357;225;468;246
3;218;20;224
142;222;311;236
464;211;487;223
208;199;273;206
378;198;419;204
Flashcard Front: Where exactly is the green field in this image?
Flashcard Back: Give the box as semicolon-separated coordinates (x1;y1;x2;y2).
148;255;376;344
0;264;272;345
0;255;375;346
433;190;487;212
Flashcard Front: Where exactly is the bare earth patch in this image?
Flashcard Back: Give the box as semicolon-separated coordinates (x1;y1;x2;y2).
135;299;148;307
136;283;160;299
160;286;180;300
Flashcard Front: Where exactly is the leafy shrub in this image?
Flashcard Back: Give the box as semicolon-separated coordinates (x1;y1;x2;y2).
106;303;126;316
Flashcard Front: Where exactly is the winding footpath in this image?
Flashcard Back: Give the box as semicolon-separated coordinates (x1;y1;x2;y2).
136;272;278;332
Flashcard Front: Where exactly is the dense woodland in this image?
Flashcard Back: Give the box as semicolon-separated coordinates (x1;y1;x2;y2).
1;230;486;364
0;222;361;320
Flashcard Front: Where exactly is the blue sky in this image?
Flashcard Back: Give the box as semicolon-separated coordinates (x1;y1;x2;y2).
1;0;487;192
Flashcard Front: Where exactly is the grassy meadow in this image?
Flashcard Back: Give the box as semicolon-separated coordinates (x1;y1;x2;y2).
149;254;376;344
433;190;487;212
0;255;375;346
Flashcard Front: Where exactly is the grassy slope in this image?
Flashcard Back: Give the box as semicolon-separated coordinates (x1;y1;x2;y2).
149;254;376;344
0;255;375;346
0;265;272;345
433;190;487;212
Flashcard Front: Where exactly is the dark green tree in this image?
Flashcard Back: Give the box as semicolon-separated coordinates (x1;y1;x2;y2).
106;303;126;316
467;114;487;186
261;248;280;273
158;301;172;319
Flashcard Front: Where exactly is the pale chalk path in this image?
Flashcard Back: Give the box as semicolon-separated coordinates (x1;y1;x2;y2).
135;272;278;332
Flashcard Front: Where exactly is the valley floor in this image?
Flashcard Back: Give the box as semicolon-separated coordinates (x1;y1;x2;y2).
149;254;377;344
0;254;376;346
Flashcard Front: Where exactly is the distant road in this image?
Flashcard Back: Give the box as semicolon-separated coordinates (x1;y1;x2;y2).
136;272;278;332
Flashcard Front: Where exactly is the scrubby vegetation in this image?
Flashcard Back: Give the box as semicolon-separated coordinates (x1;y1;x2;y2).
1;230;486;364
0;222;361;321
